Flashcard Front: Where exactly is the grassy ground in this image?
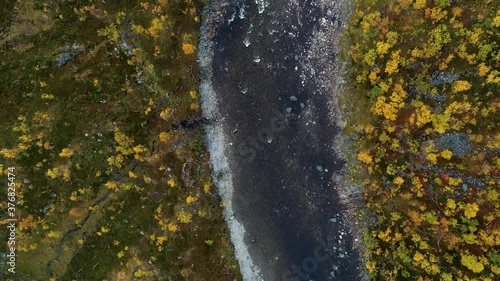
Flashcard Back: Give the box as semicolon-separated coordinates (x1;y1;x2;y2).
342;0;499;280
0;0;241;280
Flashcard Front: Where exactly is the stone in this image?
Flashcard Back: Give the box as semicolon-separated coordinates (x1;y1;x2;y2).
333;19;340;29
430;71;459;86
435;132;472;157
56;53;74;67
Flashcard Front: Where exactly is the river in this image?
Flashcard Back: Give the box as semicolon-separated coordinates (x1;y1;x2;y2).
199;0;362;280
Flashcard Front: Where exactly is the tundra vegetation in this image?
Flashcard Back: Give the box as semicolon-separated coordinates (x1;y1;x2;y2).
0;0;241;280
344;0;499;279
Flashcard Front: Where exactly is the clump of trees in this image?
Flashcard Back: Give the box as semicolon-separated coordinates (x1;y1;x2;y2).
346;0;499;279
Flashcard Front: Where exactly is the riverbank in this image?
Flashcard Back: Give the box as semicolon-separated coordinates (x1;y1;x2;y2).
0;1;241;279
344;0;500;279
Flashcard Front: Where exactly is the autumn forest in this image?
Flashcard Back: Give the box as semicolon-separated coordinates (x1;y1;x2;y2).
346;0;500;279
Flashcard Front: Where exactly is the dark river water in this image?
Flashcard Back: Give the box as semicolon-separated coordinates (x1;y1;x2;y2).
209;0;360;280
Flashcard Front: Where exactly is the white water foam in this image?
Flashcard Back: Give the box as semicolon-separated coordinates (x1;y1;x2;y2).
255;0;270;14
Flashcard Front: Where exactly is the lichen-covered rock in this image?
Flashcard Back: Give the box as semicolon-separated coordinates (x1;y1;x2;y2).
430;70;459;86
435;132;472;157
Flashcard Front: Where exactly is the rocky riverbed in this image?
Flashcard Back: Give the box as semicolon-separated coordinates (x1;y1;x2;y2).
198;0;364;280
